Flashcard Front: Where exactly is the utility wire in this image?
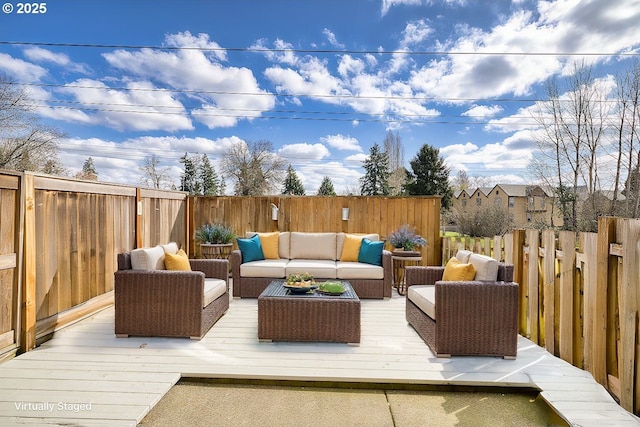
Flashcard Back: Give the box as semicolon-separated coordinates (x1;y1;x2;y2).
2;40;638;57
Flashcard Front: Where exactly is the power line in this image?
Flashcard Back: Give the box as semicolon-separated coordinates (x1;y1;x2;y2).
2;40;637;57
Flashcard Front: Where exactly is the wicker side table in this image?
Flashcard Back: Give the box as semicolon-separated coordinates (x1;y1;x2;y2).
257;281;361;344
200;243;233;259
392;250;422;296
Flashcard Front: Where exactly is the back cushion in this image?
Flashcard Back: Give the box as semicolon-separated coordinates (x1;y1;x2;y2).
130;246;166;270
455;249;473;264
290;232;337;260
161;242;179;255
469;253;499;281
279;232;290;259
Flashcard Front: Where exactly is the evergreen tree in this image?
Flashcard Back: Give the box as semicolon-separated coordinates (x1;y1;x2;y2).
179;153;197;194
359;143;390;196
76;157;98;180
406;144;453;210
282;164;306;195
199;154;220;196
317;176;336;196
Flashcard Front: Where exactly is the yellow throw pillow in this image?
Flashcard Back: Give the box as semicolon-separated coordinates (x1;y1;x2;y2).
340;234;363;262
258;232;280;259
164;249;191;271
442;257;475;281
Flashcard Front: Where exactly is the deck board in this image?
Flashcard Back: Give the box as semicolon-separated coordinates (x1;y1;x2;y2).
0;291;637;426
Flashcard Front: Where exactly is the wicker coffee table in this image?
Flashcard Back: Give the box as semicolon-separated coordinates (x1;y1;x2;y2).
257;280;361;344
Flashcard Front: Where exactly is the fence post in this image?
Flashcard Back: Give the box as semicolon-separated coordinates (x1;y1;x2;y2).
541;229;556;355
20;173;36;353
619;219;640;413
526;229;540;344
558;230;576;365
596;217;616;394
509;229;526;335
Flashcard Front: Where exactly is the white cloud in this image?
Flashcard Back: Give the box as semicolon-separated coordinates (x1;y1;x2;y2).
23;47;90;74
278;143;330;162
297;161;362;194
321;134;362;151
58;79;193;132
0;53;48;81
102;32;275;130
59;135;240;186
401;19;433;47
381;0;423;16
461;104;503;120
323;28;345;49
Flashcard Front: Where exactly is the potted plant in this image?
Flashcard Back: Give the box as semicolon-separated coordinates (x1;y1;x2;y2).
388;224;427;251
195;223;237;258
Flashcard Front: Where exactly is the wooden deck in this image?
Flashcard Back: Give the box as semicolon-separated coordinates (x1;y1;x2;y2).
0;290;637;426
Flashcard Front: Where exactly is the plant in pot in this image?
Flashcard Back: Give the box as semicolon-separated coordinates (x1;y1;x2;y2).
195;223;237;258
388;224;427;252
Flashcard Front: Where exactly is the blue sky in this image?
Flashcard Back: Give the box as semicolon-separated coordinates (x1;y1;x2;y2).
1;0;639;194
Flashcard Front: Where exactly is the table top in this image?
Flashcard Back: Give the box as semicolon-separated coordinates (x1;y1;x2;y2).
259;280;358;300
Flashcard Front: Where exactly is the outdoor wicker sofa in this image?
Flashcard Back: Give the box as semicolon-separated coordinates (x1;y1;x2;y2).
405;251;519;358
231;231;393;298
114;244;229;340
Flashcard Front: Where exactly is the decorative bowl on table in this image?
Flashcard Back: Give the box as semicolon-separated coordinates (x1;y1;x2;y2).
316;281;346;296
284;272;317;293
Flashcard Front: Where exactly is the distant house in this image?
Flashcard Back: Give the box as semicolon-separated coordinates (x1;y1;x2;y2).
452;184;564;228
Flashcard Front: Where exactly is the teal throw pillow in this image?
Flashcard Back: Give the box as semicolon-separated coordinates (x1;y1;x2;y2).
236;234;265;263
358;238;384;266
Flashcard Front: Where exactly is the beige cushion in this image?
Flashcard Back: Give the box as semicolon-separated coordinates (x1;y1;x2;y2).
469;253;499;281
336;233;379;260
240;259;288;278
130;246;165;270
279;232;290;259
203;278;226;308
408;285;435;319
455;249;473;264
289;232;337;260
336;262;384;280
285;259;337;279
161;242;179;255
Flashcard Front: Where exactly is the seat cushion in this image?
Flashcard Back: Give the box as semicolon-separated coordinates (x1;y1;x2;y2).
203;278;227;308
408;285;435;319
469;253;499;281
336;262;384;280
285;259;337;279
240;259;288;278
130;246;165;271
290;232;337;260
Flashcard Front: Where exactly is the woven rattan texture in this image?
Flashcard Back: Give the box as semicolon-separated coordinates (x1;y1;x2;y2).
258;281;360;343
114;253;229;339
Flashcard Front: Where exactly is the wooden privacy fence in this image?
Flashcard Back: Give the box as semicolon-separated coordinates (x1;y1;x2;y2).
0;171;188;359
443;216;640;415
189;195;442;266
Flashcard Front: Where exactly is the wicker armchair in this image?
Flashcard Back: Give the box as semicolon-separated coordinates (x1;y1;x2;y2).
405;262;518;358
114;252;229;340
